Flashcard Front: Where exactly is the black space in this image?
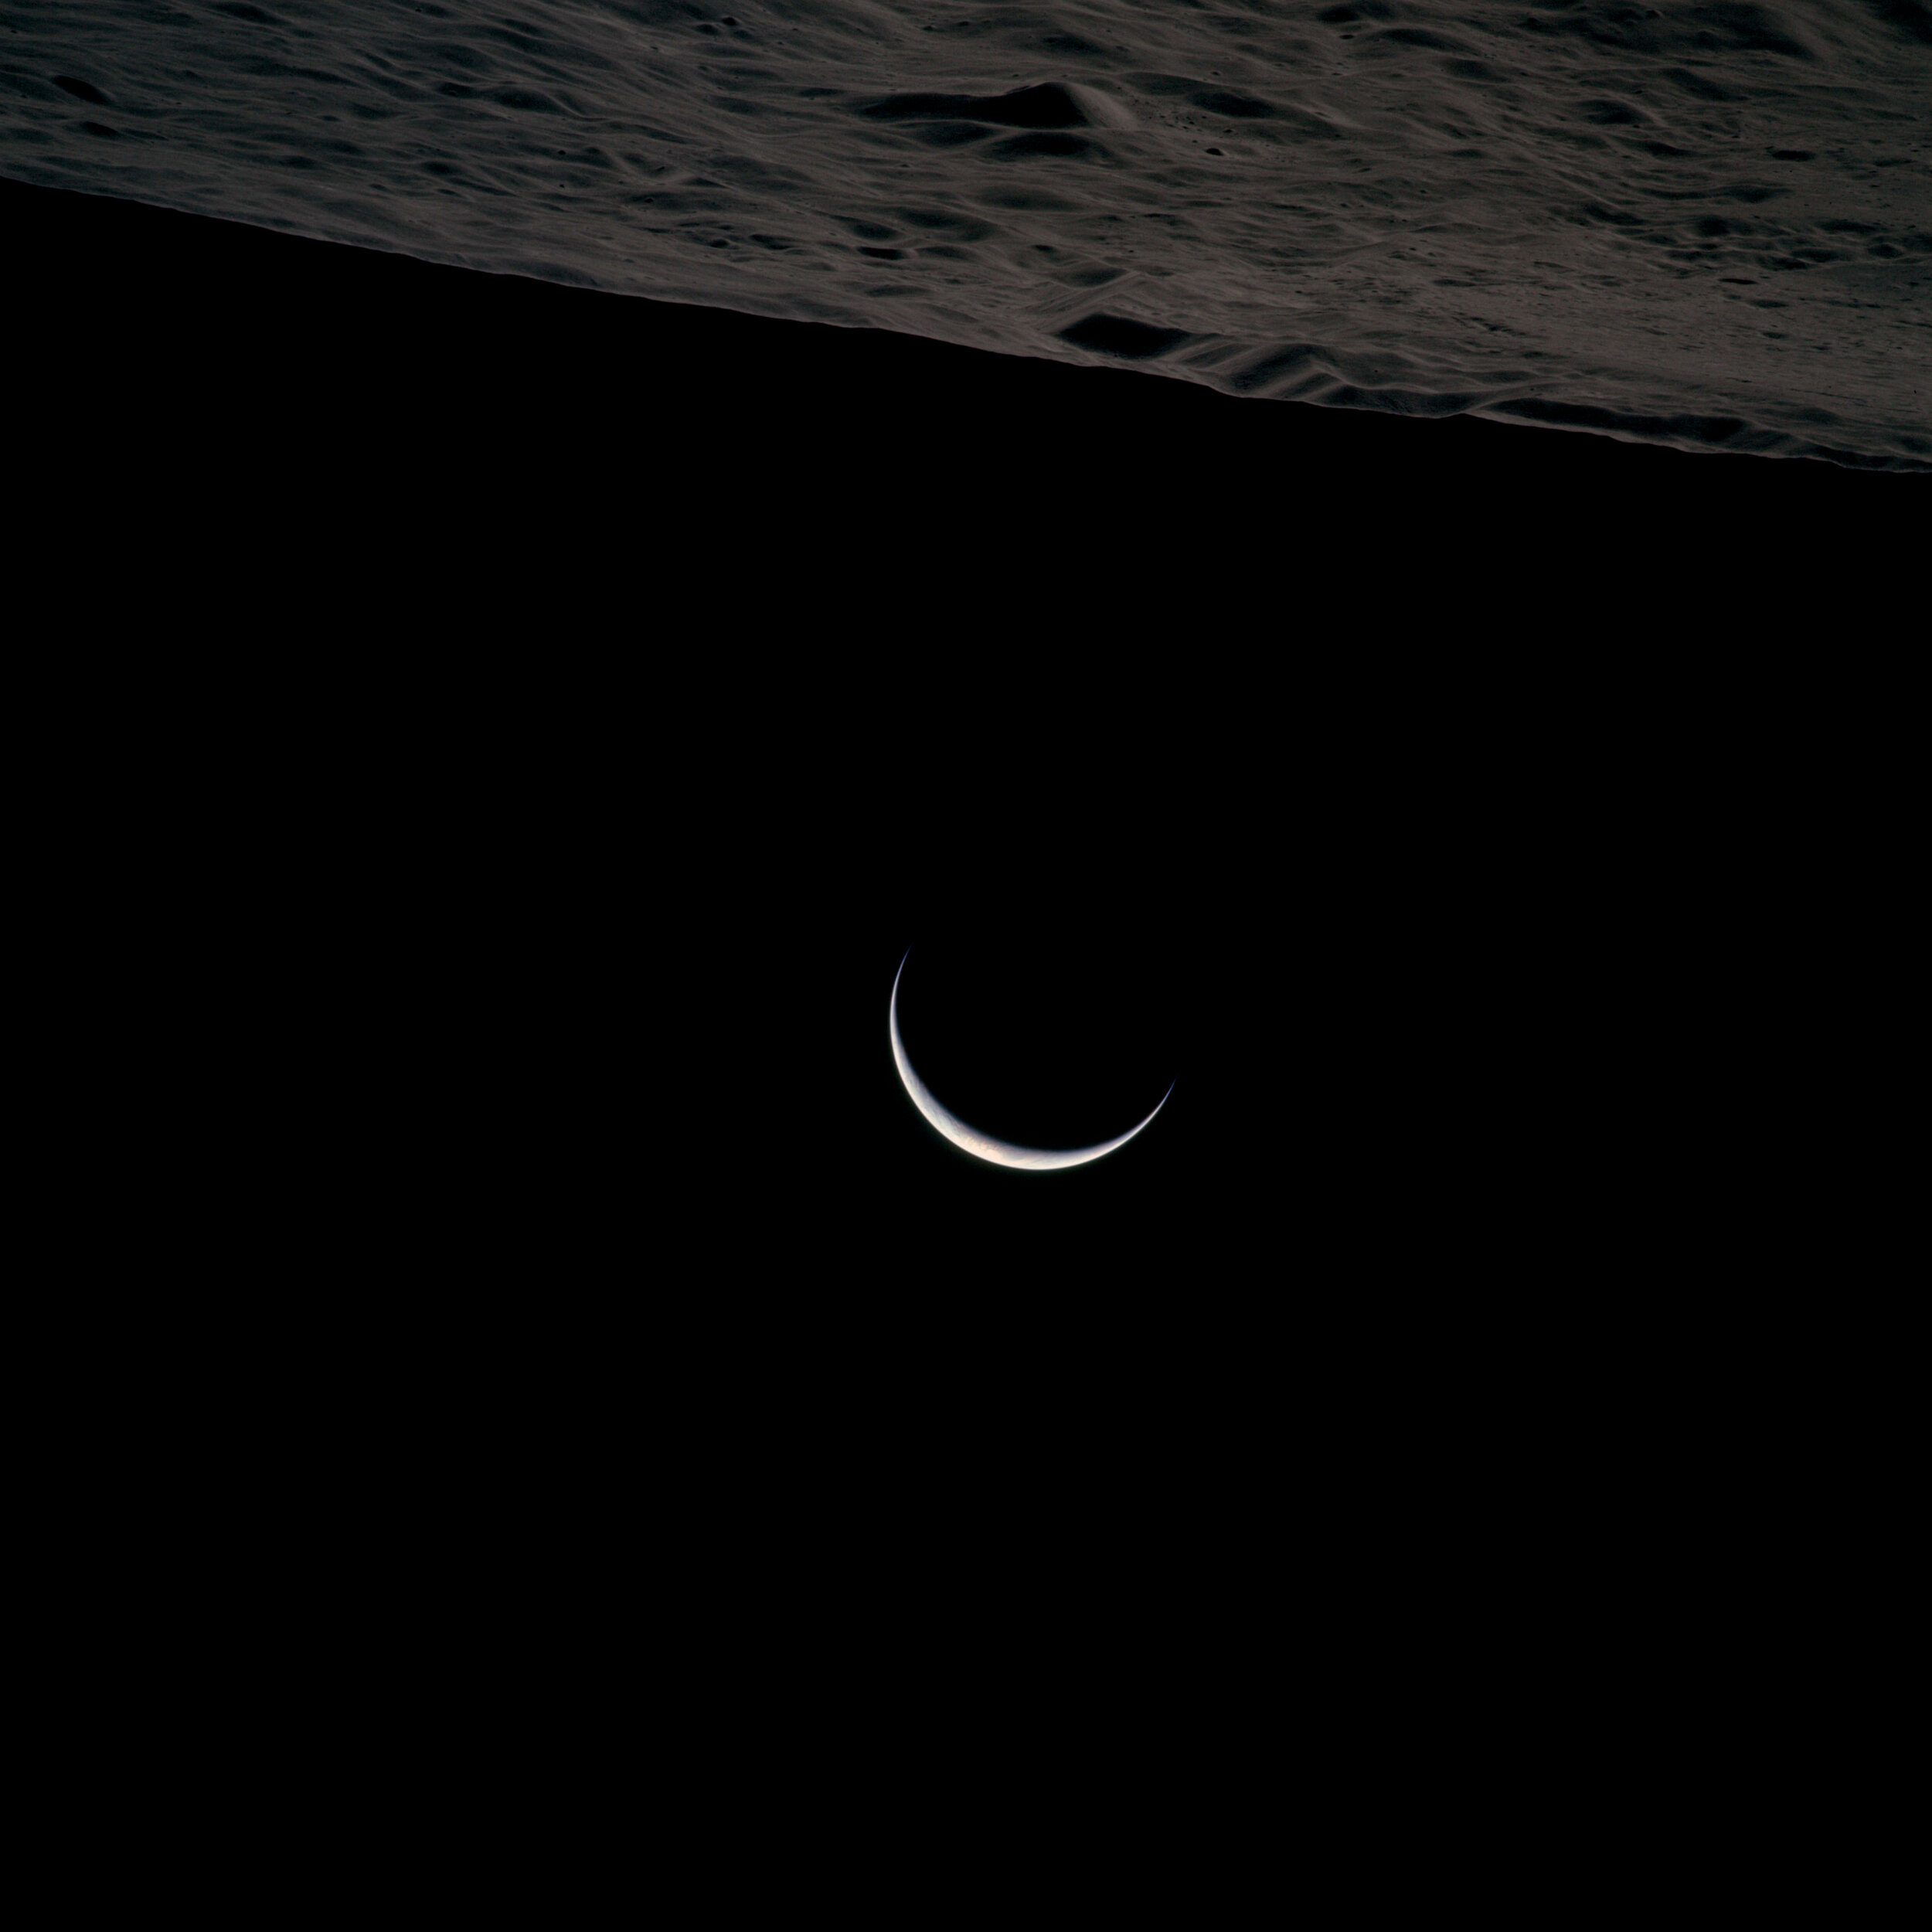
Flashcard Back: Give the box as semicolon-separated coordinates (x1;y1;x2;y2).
11;175;1915;1326
11;12;1910;1753
10;174;1923;646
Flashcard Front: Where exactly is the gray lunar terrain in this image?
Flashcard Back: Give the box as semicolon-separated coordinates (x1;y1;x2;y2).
5;0;1928;464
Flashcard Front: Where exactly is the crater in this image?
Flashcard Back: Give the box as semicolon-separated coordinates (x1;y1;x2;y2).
1665;66;1739;100
1190;88;1277;118
910;121;992;148
991;131;1105;158
862;82;1131;131
1369;27;1473;50
1058;313;1192;359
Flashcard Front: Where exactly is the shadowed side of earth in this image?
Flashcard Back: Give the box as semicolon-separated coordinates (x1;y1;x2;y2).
894;917;1185;1158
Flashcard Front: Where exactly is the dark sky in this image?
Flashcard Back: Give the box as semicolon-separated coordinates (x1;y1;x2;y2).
9;5;1920;1313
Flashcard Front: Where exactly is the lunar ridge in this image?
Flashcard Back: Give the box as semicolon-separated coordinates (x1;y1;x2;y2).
890;954;1170;1173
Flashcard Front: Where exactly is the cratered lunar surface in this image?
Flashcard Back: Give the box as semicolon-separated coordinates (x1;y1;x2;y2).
4;2;1927;467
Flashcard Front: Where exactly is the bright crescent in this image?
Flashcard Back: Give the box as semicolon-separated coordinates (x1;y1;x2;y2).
890;951;1172;1172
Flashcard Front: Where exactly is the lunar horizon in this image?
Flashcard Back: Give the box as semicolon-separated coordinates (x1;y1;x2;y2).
5;1;1927;468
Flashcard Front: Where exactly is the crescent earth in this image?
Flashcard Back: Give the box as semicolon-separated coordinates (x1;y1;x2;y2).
889;953;1171;1172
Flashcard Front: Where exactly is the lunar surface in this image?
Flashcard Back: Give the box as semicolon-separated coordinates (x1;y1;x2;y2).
3;2;1927;466
890;954;1170;1170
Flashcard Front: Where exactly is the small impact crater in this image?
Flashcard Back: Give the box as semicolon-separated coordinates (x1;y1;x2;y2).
1058;314;1192;359
1191;87;1277;118
991;131;1104;158
862;81;1132;130
910;121;993;147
